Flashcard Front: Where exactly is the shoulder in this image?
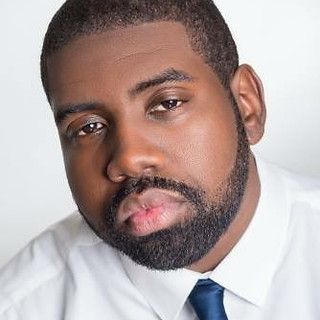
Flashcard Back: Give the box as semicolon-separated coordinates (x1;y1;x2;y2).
256;158;320;297
283;168;320;244
277;163;320;219
257;157;320;212
259;157;320;247
0;213;122;317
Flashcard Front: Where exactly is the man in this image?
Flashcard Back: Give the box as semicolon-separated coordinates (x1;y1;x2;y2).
1;0;319;319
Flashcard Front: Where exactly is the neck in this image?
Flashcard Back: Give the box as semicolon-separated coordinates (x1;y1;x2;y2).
188;153;260;273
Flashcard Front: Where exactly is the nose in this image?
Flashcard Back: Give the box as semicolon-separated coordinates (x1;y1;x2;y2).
106;128;165;183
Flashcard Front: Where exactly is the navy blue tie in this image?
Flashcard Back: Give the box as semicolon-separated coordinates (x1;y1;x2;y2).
188;279;228;320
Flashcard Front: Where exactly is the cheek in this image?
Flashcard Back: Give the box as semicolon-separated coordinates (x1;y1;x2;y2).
169;107;238;193
61;141;112;226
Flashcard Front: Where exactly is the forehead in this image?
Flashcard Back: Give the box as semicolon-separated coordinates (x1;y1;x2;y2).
47;21;218;107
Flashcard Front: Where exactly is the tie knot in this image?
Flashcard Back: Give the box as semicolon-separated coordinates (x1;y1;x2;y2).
189;279;228;320
195;279;224;292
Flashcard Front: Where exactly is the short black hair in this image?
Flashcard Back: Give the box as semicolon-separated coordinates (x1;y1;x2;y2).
41;0;238;101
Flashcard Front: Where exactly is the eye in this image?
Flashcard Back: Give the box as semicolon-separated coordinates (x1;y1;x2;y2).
150;99;184;112
77;122;105;136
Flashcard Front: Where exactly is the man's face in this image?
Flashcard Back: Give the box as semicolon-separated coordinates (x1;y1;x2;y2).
47;22;250;270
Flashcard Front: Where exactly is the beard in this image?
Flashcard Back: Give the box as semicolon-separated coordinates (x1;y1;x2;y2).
81;100;250;270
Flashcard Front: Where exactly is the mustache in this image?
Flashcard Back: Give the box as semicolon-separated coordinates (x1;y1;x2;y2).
105;176;205;226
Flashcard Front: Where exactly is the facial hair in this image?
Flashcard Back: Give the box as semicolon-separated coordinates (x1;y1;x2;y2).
81;101;250;270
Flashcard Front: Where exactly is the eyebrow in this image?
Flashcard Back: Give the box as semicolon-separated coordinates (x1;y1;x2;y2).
54;68;194;124
54;102;101;125
129;68;194;97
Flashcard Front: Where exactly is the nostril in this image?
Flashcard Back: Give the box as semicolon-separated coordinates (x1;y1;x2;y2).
142;166;157;176
106;146;164;182
106;168;127;183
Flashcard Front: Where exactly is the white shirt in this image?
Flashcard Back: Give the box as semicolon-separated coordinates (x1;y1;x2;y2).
1;158;320;320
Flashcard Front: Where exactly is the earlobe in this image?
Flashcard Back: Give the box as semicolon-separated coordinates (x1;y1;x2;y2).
230;64;266;145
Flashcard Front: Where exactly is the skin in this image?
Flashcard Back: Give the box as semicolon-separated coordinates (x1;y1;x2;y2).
47;21;266;272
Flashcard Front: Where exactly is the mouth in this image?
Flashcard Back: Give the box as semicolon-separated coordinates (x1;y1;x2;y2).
116;188;189;237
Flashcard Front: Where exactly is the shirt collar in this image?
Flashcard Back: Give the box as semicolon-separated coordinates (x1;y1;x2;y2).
120;253;199;320
120;156;290;318
210;157;290;306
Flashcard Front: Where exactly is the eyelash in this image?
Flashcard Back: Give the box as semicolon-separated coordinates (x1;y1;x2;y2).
69;98;187;138
149;98;186;114
66;118;107;139
77;122;105;137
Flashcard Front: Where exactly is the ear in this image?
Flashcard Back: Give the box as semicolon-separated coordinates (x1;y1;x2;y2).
230;64;266;145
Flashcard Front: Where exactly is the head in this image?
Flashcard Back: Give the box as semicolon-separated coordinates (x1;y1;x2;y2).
41;0;239;101
42;0;265;270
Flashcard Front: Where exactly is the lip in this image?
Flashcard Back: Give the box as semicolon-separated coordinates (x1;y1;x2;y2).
116;188;188;237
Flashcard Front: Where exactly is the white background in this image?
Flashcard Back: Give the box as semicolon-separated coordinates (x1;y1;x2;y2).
0;0;319;268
